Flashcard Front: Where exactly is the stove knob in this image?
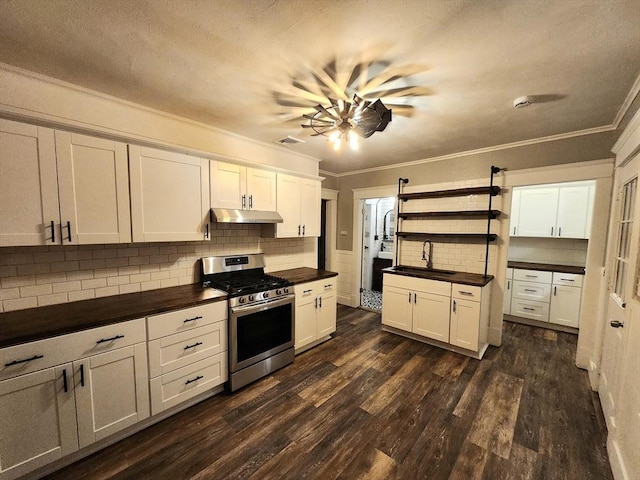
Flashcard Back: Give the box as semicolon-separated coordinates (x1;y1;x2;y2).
276;288;282;295
284;287;290;294
249;295;255;302
264;292;269;299
239;297;246;304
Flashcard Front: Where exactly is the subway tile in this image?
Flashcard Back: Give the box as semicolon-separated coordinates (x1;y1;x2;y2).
38;293;68;307
2;275;36;289
119;283;141;294
0;253;34;266
160;278;180;288
65;250;93;261
140;280;162;291
53;281;82;294
95;286;119;298
65;270;95;281
0;287;20;301
81;278;107;290
129;256;150;266
79;259;106;270
33;251;66;263
51;261;80;273
118;266;140;276
107;276;130;287
0;265;18;277
36;273;67;285
104;257;129;268
3;297;38;311
92;248;118;259
20;284;52;297
130;273;151;283
93;268;119;278
69;289;95;302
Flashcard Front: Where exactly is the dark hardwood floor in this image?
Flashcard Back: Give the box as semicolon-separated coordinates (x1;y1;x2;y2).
45;305;612;480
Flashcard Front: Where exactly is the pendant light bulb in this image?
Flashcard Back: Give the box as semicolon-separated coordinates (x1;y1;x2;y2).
349;130;359;150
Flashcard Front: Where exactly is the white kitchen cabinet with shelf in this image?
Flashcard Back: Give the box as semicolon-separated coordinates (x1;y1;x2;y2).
0;319;149;480
294;278;337;352
129;145;210;242
510;182;594;239
0;119;130;246
146;302;228;415
450;284;490;353
275;173;321;238
210;160;276;212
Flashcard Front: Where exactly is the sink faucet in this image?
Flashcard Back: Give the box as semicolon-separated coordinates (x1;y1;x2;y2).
422;240;433;270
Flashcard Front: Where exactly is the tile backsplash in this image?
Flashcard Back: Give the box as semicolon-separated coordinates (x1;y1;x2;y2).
0;224;316;312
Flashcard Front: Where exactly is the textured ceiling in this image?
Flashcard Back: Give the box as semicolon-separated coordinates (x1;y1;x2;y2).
1;0;639;174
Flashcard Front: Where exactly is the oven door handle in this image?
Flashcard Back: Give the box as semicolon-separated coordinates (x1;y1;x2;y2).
231;295;294;315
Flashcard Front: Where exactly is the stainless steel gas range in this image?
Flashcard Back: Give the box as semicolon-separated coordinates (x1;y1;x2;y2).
201;254;294;392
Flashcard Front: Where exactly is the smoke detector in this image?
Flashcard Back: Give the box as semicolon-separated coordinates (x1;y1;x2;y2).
274;136;305;146
513;96;533;109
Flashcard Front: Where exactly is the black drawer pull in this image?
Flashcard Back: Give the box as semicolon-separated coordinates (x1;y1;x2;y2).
65;221;72;242
184;342;203;350
325;284;333;288
560;278;575;282
523;307;536;311
96;334;124;344
524;289;537;293
525;275;538;278
303;289;313;294
185;375;203;385
50;220;56;243
80;364;85;387
63;369;68;392
458;291;473;296
4;354;44;367
183;316;203;323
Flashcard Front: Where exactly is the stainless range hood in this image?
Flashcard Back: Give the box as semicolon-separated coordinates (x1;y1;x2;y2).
210;208;283;224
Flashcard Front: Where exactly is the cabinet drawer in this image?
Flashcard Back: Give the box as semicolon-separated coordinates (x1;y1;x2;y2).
383;274;450;296
552;272;584;287
513;281;551;303
0;318;145;381
148;322;227;378
149;353;227;415
513;269;552;284
293;278;336;298
147;302;227;341
511;298;550;322
452;284;481;301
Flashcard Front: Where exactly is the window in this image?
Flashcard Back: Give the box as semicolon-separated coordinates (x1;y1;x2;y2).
613;177;637;302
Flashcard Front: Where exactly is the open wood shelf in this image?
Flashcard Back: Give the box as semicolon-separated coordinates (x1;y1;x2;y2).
398;186;501;201
399;210;501;220
396;232;498;243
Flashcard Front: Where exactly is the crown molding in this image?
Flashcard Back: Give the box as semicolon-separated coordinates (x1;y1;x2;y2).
612;71;640;129
323;124;615;178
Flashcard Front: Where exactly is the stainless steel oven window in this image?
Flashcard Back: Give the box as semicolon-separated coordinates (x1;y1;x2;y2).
229;295;294;372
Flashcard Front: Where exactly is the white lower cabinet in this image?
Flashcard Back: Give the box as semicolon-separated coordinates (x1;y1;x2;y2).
146;302;228;415
382;274;491;357
506;268;583;328
503;268;513;315
0;319;149;480
294;278;337;351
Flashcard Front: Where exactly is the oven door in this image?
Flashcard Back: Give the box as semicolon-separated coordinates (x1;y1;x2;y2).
229;294;295;373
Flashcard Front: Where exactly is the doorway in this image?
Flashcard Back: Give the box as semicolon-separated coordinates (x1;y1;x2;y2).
317;199;327;270
359;197;395;311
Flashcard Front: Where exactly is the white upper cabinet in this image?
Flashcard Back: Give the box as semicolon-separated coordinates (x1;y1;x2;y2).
511;182;594;239
0;119;130;246
275;173;321;238
55;131;131;244
129;146;210;242
210;160;276;211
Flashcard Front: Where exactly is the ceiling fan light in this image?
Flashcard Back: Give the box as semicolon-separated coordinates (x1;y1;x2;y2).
349;131;359;150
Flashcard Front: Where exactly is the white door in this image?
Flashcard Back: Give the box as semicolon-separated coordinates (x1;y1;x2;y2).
556;184;592;238
0;119;59;246
381;286;412;332
599;154;639;478
549;285;581;328
55;131;131;244
361;204;372;293
317;291;337;337
129;146;210;242
450;298;480;351
413;291;450;342
74;344;149;448
210;161;246;210
295;295;317;349
0;364;78;480
276;173;301;238
246;167;277;211
516;187;559;237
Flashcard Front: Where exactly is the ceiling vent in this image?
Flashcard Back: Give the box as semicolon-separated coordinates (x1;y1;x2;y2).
275;136;305;146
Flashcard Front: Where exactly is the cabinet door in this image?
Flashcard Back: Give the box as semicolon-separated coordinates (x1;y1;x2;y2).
74;344;149;448
503;277;512;315
450;298;480;351
300;178;321;237
0;364;78;480
556;185;591;238
381;286;413;332
295;295;317;349
317;291;337;338
129;146;210;242
516;187;559;237
0;120;59;246
509;189;521;237
276;173;302;238
55;132;131;244
549;285;581;328
210;160;246;210
246;167;277;211
413;291;450;342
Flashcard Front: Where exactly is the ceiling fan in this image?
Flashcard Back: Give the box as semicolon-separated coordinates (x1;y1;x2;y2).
301;94;392;150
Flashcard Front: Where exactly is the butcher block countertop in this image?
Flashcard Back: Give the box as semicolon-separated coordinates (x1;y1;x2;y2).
382;265;493;287
271;267;338;285
507;261;585;275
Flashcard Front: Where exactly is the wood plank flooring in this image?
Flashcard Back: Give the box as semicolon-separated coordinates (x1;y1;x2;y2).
44;306;612;480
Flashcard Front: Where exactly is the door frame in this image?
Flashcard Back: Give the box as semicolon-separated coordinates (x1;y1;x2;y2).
321;188;338;272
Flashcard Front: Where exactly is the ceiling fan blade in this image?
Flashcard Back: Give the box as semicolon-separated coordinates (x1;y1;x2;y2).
302;113;334;124
311;127;337;137
314;104;340;121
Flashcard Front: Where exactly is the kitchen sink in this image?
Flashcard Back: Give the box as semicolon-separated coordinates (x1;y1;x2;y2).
392;266;458;276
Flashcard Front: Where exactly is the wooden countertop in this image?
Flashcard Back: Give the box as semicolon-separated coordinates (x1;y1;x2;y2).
0;267;339;349
270;267;338;285
0;284;227;349
382;266;493;287
507;261;585;275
